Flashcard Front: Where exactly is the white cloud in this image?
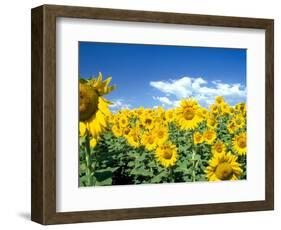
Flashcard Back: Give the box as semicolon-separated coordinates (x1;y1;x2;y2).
150;77;194;98
150;76;246;107
109;99;131;112
153;96;173;105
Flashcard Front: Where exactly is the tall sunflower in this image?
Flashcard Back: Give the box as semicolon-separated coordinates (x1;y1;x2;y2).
79;72;115;138
155;142;178;168
175;99;203;130
205;152;243;181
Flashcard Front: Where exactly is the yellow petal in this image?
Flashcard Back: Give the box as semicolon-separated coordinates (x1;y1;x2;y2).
79;122;87;136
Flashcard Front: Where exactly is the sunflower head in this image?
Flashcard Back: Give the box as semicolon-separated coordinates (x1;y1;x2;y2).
215;96;225;105
221;103;230;115
205;151;243;181
154;126;168;145
212;141;226;155
118;115;129;128
141;132;157;151
198;108;209;119
204;129;217;144
176;99;202;130
227;121;236;134
232;132;247;155
141;113;154;130
207;117;217;129
210;104;219;115
165;109;175;122
79;83;99;121
193;131;203;144
155;142;178;168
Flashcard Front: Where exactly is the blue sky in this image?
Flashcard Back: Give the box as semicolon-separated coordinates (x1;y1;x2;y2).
79;42;246;111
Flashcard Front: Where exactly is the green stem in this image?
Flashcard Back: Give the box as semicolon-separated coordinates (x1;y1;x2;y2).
191;149;196;182
85;135;93;186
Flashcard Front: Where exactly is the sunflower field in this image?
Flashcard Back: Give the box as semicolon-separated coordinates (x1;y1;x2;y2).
79;73;247;187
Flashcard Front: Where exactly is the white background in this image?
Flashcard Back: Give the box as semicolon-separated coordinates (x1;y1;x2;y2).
0;0;279;229
57;18;265;212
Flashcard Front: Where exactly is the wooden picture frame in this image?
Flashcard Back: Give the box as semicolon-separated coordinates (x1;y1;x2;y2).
31;4;274;225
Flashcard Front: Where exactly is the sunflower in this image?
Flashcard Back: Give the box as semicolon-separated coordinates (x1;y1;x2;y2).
126;127;141;148
198;108;209;119
211;141;226;155
193;131;204;144
205;151;243;181
235;102;246;115
207;117;217;129
165;109;175;122
111;125;122;137
141;131;158;151
141;113;155;130
118;115;129;128
215;96;225;105
122;126;131;136
228;106;235;116
232;132;246;155
210;104;219;115
233;115;245;129
204;129;217;144
154;126;168;145
227;121;236;134
79;73;114;138
221;103;230;115
176;99;203;130
155;142;178;168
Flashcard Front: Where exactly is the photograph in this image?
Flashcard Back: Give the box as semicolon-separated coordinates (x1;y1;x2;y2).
78;42;247;187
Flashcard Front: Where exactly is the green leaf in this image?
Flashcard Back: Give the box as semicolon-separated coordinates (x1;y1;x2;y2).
130;167;153;177
150;170;167;183
80;162;87;173
94;168;116;186
79;78;87;83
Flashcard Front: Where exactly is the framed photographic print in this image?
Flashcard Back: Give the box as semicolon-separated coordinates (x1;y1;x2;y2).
31;4;274;225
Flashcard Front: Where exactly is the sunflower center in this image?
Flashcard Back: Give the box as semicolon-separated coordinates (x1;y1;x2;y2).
157;131;164;138
133;136;138;142
145;118;152;125
123;128;130;135
215;162;233;180
183;109;195;120
147;136;154;144
216;145;223;153
206;133;212;140
163;150;172;159
79;83;99;121
238;137;246;148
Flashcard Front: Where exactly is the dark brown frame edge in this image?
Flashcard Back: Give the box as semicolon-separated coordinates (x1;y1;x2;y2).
31;4;274;225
